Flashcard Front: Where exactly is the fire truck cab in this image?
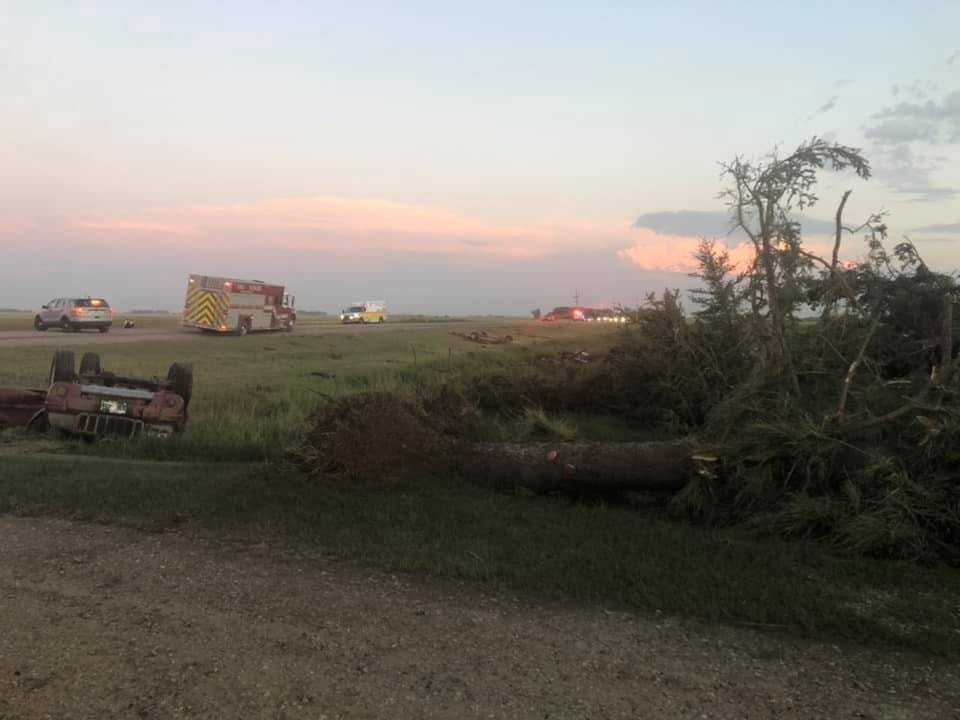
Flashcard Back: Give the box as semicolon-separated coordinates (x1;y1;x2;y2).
182;275;296;335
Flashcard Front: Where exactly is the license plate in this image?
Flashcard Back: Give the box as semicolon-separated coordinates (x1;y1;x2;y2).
99;399;127;415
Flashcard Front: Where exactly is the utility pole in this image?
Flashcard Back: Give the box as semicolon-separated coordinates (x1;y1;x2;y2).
573;289;581;307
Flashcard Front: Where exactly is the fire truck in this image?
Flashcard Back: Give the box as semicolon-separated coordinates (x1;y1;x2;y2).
182;275;296;335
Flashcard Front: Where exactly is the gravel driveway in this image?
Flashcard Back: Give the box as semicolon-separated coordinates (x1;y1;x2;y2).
1;516;957;719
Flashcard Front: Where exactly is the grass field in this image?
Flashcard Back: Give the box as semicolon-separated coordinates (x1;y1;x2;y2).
2;319;959;654
0;318;591;460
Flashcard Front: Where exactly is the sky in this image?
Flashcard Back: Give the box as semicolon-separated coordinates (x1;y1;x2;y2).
2;1;959;313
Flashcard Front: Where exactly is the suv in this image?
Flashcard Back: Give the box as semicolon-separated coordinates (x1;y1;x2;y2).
35;297;114;332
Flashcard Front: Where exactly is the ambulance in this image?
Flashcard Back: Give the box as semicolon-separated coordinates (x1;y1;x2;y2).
340;301;387;324
182;275;296;335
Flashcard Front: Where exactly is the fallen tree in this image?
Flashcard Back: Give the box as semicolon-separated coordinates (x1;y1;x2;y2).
455;440;694;494
285;391;697;494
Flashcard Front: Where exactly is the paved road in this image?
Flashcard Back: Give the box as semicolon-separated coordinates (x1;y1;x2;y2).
0;321;515;349
1;515;957;720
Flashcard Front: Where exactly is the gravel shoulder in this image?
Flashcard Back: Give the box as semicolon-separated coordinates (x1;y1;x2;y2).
1;515;957;720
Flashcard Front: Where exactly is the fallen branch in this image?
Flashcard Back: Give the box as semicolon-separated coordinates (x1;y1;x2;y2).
829;312;881;428
453;330;514;345
842;388;931;437
934;292;956;385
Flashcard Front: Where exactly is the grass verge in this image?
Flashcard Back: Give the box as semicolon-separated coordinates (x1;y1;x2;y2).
2;453;958;655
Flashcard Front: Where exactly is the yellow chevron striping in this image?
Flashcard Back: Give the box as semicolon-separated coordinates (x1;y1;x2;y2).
186;289;229;327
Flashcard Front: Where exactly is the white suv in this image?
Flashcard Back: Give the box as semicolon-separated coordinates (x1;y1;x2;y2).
35;297;114;333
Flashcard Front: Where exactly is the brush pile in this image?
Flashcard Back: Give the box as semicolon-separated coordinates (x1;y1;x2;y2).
282;392;451;486
596;138;960;564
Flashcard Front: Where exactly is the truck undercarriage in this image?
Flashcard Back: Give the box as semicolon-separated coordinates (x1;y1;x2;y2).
0;351;193;440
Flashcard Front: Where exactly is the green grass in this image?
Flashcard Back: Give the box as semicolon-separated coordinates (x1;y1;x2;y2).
0;319;610;460
2;451;958;654
2;320;959;655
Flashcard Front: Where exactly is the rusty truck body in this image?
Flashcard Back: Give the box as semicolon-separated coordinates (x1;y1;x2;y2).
0;351;192;440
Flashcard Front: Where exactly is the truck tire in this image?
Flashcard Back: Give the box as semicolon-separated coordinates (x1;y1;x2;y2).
27;411;50;434
99;326;110;333
34;316;47;331
285;316;296;332
238;320;250;337
59;316;72;332
167;362;194;409
79;352;102;376
50;350;75;384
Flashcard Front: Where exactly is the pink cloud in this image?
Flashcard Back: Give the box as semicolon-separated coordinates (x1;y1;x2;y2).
7;196;844;275
617;229;841;273
617;229;759;272
76;220;201;235
0;218;31;237
65;197;629;259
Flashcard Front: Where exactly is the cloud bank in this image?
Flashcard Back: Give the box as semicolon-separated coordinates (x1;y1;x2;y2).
5;197;727;273
0;196;904;313
864;86;960;201
0;197;715;311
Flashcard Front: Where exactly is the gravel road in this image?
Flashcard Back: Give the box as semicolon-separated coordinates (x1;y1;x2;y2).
1;515;957;719
0;321;508;349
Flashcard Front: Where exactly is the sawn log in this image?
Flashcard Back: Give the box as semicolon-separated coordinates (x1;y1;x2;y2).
456;441;694;494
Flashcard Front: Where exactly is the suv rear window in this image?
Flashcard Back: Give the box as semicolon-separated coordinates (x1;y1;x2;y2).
73;298;110;308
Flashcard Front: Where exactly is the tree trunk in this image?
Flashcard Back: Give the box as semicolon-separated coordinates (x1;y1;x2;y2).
455;441;694;494
937;292;956;385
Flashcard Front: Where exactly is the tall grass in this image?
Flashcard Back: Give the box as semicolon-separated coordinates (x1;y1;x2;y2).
0;322;619;461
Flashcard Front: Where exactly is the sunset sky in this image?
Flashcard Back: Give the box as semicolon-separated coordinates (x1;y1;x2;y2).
3;2;959;313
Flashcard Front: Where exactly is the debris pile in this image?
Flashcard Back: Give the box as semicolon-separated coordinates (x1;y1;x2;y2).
453;330;514;345
282;392;451;485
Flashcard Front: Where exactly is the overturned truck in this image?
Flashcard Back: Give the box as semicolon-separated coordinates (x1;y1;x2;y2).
0;350;193;439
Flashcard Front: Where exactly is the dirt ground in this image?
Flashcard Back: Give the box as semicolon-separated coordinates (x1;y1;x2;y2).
1;516;958;720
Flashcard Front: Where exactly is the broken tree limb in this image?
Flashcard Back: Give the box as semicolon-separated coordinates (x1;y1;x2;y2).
455;441;695;494
829;304;882;429
453;330;514;345
936;292;956;385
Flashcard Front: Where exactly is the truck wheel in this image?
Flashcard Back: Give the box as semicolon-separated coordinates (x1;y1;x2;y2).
27;411;50;434
79;352;102;376
285;317;296;332
378;316;385;323
238;321;250;336
167;362;194;409
99;326;110;333
34;316;47;331
59;317;72;332
50;350;75;384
